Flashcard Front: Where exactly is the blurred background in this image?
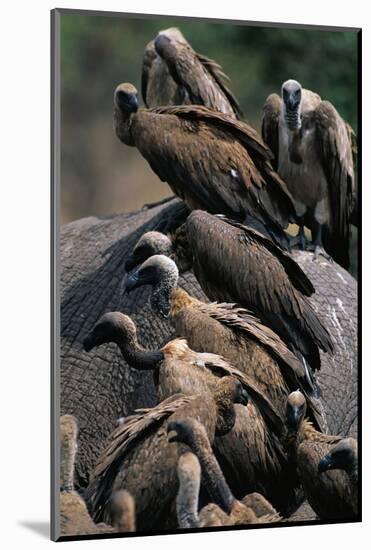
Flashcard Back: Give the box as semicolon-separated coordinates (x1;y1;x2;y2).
60;13;358;224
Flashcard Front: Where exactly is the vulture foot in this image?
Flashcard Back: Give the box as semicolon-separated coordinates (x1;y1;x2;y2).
312;246;333;263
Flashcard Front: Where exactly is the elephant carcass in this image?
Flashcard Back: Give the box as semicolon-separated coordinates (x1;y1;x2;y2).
59;198;358;489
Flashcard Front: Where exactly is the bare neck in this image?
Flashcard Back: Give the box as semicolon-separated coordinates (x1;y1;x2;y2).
176;473;201;529
113;107;135;146
118;334;164;371
60;439;75;492
188;431;235;514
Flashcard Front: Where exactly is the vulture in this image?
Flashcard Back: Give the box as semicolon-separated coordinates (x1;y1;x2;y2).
284;391;357;520
84;309;302;513
318;438;358;516
59;415;134;535
85;382;248;531
142;28;242;119
169;418;280;526
125;253;325;424
113;82;296;248
125;210;334;384
262;79;355;267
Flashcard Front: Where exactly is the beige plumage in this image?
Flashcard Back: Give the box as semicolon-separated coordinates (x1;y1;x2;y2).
262;79;356;268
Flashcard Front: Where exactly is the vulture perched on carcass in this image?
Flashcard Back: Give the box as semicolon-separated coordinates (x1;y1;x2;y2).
284;391;358;520
125;212;333;383
142;27;242;119
262;79;356;268
85;381;248;531
113;82;296;248
83;310;299;513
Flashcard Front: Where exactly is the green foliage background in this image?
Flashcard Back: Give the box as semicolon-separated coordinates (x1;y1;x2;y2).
60;13;358;224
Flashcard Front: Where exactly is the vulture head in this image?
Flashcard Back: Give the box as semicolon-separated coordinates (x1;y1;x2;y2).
125;232;173;272
154;27;188;64
125;255;179;318
114;83;139;114
216;376;249;407
281;79;302;130
318;438;358;475
286;389;307;432
83;312;137;352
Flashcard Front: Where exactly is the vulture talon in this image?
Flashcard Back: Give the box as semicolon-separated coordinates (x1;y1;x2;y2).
312;246;333;263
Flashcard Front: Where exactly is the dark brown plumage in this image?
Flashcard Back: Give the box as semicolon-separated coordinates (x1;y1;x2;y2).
285;391;357;520
262;79;356;267
142;28;242;119
318;438;358;516
85;380;247;531
83;308;300;512
114;82;296;248
169;419;280;526
182;211;334;377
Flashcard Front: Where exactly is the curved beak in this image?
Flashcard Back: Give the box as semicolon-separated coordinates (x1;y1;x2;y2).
83;333;95;352
239;388;249;406
318;455;332;474
167;430;178;443
286;406;301;431
125;272;140;293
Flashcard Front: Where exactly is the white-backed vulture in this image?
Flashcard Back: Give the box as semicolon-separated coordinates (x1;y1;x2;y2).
83;309;301;513
318;438;358;515
113;83;296;248
125;254;324;424
169;419;281;526
142;28;242;119
125;211;334;379
59;415;133;535
262;79;356;267
284;391;357;520
85;383;248;531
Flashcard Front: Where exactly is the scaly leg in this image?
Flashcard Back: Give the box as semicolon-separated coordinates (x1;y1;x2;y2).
310;222;333;262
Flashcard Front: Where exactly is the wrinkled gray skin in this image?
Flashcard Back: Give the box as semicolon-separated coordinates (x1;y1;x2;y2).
60;198;358;494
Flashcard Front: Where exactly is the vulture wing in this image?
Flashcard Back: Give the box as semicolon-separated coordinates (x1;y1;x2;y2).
314;101;355;268
153;32;241;118
133;106;296;245
185;211;333;372
261;93;281;170
141;40;157;106
86;393;193;521
141;39;187;108
193;351;284;436
196;52;242;118
213;215;315;295
197;301;325;429
198;301;305;379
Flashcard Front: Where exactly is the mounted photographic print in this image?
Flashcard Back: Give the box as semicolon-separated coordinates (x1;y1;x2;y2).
51;8;361;541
